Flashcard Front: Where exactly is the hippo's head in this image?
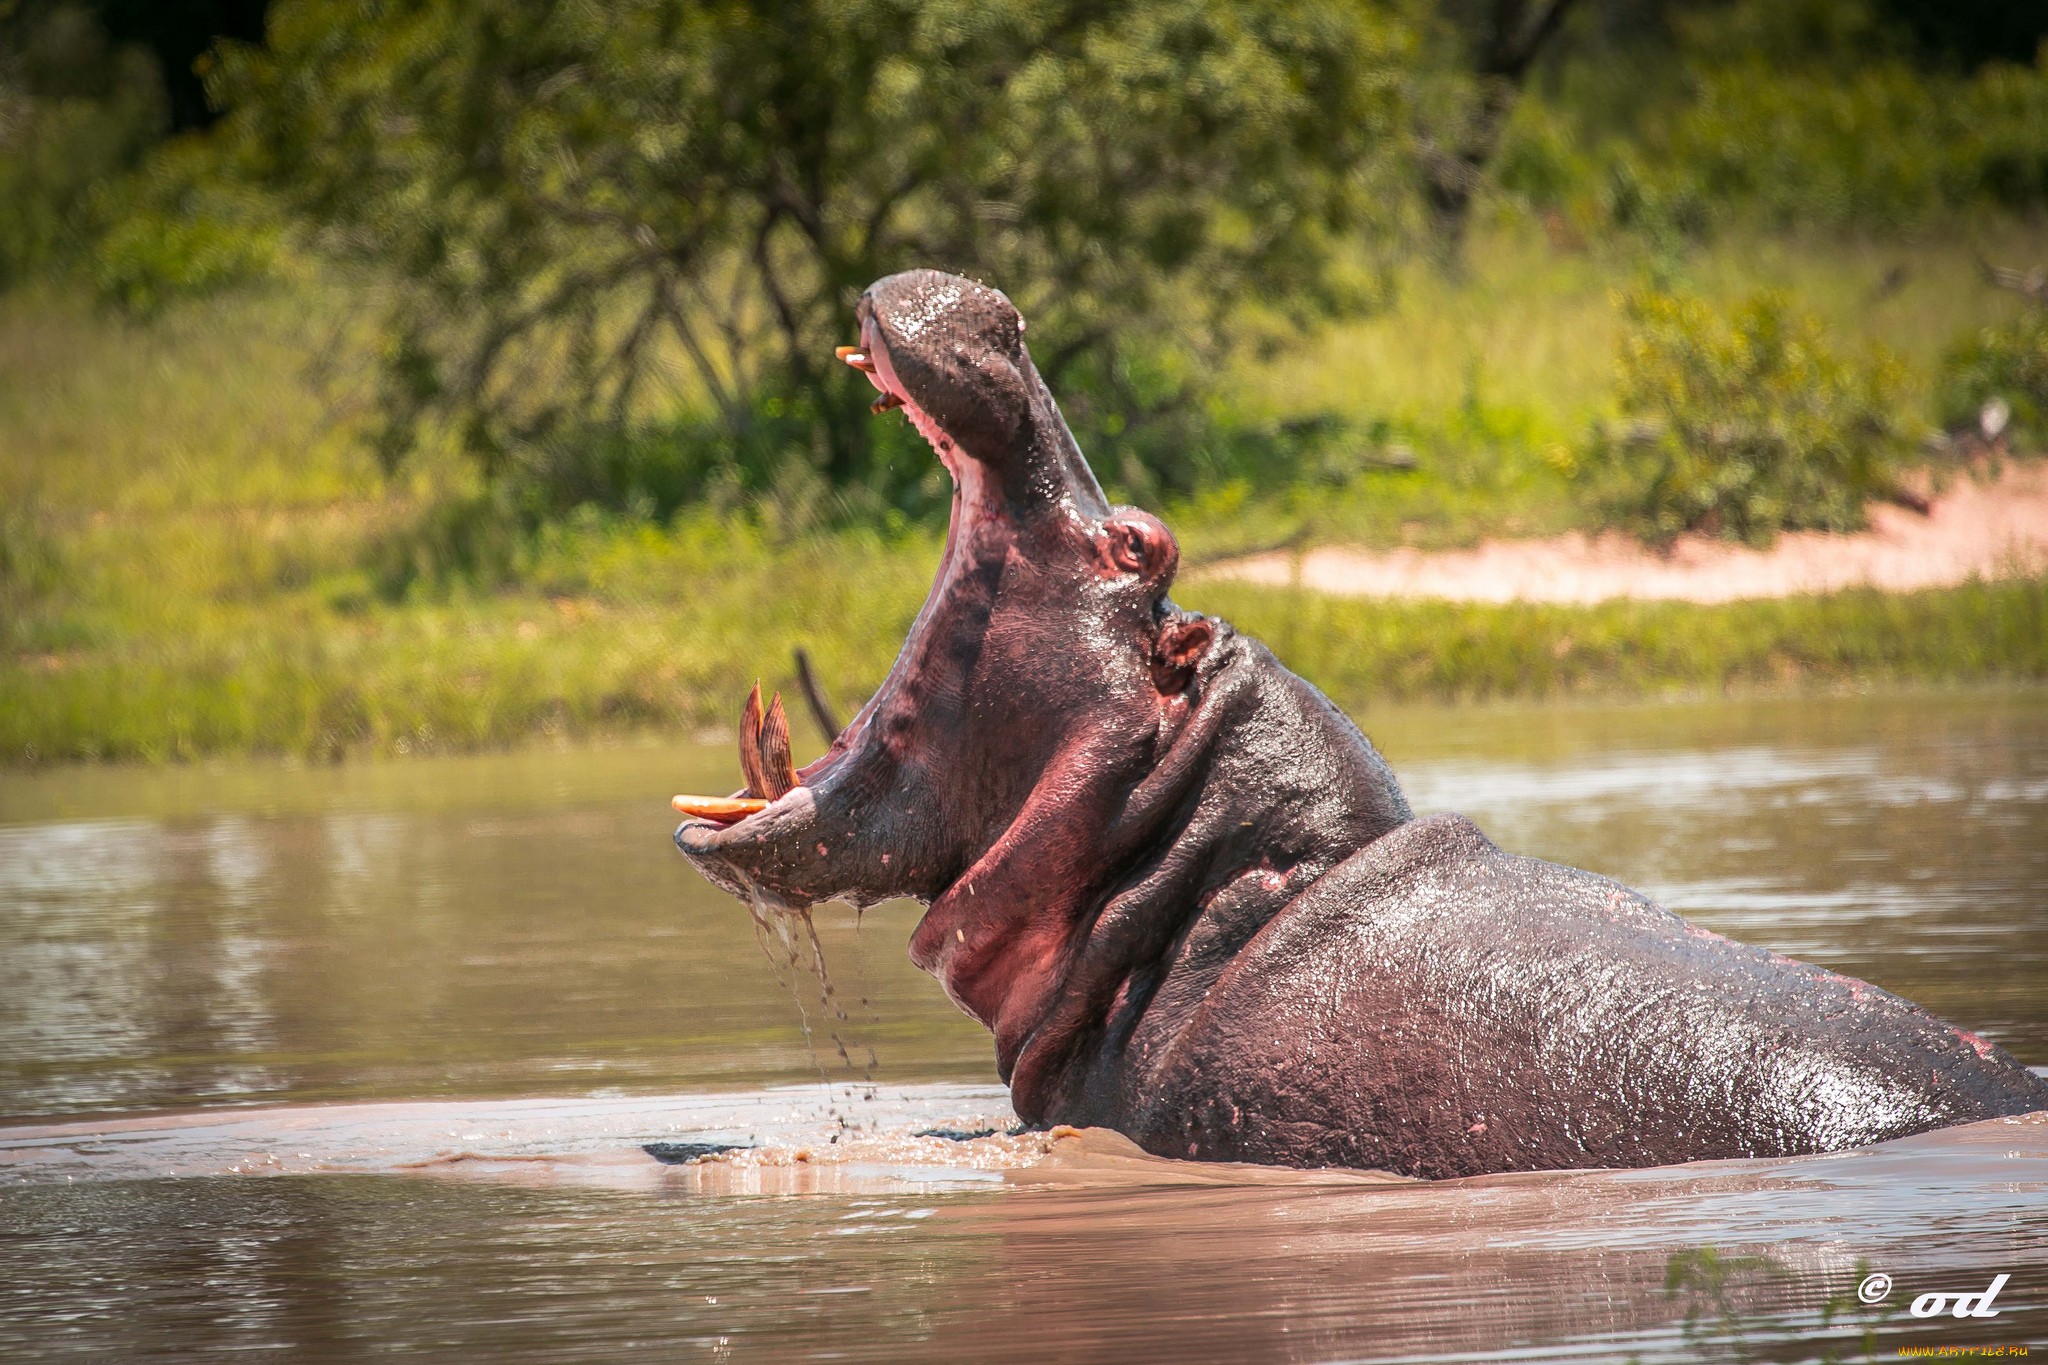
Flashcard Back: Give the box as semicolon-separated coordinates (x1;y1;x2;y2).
677;270;1405;1107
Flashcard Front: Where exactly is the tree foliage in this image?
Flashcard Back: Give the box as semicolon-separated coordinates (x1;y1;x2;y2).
210;0;1409;511
1497;0;2048;238
1408;0;1581;252
0;4;166;288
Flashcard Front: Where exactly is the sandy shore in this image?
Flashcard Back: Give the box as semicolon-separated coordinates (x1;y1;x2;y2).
1202;461;2048;604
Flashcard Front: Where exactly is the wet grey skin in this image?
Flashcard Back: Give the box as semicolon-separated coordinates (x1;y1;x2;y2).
676;269;2048;1179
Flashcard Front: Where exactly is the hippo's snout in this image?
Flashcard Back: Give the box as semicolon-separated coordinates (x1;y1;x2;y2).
673;784;831;905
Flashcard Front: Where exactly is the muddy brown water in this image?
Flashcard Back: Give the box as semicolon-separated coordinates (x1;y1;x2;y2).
3;689;2045;1362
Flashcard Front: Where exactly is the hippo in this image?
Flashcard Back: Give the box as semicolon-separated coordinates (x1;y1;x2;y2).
675;269;2048;1179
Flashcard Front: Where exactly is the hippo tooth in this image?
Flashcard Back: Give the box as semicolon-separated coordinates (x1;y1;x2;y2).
671;794;768;823
870;391;904;413
836;345;876;372
757;691;797;800
739;682;772;799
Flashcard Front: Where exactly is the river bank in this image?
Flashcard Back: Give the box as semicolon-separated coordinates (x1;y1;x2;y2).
5;565;2045;766
1203;461;2048;604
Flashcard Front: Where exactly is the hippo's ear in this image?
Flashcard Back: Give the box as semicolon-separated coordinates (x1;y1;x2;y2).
1149;614;1213;695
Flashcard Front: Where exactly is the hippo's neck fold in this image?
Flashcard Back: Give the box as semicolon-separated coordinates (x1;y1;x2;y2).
907;626;1414;1125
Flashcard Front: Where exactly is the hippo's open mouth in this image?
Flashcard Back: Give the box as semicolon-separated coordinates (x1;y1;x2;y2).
671;268;1210;1070
670;303;1003;843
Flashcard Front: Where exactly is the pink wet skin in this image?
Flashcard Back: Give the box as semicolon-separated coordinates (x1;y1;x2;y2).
677;269;2048;1178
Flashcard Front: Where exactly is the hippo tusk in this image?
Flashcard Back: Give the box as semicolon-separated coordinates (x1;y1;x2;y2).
757;691;796;799
679;678;796;822
739;683;769;798
870;391;904;413
836;345;876;373
671;795;769;823
738;682;797;801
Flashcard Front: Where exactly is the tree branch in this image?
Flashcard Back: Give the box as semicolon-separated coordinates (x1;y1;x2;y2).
1488;0;1581;81
860;167;924;261
653;278;744;427
792;647;842;741
751;207;813;382
1037;322;1112;386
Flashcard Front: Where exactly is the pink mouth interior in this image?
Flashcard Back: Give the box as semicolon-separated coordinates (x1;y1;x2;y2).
679;327;986;835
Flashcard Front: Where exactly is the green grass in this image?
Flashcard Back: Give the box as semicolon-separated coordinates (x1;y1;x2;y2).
6;559;2043;765
1244;215;2045;431
1;512;943;763
1187;577;2048;707
3;220;2046;766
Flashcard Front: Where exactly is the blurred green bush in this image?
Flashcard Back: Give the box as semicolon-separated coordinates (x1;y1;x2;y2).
89;139;281;316
1578;290;1910;546
1;5;279;310
1654;57;2048;230
1938;307;2048;451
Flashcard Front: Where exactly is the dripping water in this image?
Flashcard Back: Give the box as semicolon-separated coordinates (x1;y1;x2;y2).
745;889;880;1138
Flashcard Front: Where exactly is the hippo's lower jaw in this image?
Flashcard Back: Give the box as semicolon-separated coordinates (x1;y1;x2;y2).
676;269;2048;1179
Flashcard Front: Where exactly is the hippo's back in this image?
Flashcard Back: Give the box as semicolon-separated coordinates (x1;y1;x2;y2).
1127;813;2048;1178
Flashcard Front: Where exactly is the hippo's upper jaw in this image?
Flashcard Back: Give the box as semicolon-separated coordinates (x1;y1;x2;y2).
678;269;2048;1176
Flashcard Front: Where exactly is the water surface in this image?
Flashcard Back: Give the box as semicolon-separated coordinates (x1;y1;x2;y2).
3;688;2045;1361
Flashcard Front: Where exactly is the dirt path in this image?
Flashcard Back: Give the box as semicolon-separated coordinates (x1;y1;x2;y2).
1201;462;2048;604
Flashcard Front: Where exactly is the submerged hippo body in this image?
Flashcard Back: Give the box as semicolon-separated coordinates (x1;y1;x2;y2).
677;270;2048;1178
